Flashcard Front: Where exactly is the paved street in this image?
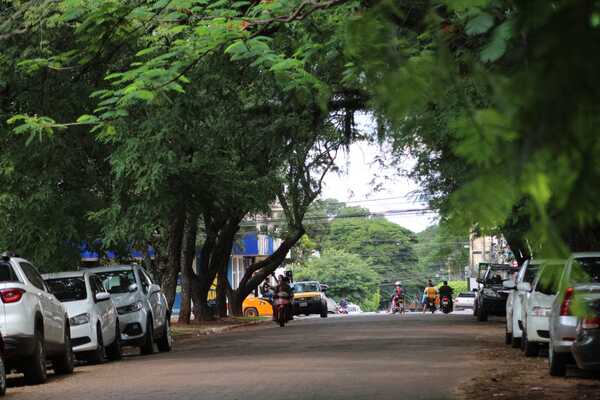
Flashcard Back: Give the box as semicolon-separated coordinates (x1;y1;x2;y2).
8;313;500;400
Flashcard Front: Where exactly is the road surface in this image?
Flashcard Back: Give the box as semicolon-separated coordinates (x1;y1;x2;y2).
8;313;500;400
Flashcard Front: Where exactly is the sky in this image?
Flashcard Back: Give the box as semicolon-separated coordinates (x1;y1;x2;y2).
320;140;437;233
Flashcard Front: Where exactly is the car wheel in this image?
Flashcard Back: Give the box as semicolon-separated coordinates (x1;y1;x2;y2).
320;303;328;318
156;318;173;353
53;325;75;375
88;324;106;365
523;332;539;357
549;341;568;377
505;323;512;345
244;308;258;317
106;321;122;361
23;329;47;385
0;350;6;396
140;320;154;356
477;302;488;322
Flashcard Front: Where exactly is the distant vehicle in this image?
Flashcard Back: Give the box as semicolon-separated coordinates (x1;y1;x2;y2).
572;291;600;372
43;271;121;363
549;253;600;376
520;261;564;357
242;295;272;317
86;265;172;355
0;255;74;384
454;292;475;310
273;293;292;327
440;296;451;314
292;281;328;318
474;263;514;322
0;333;6;396
504;259;540;347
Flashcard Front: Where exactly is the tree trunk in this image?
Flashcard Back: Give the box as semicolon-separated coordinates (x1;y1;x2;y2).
216;268;228;318
161;205;186;312
178;211;198;324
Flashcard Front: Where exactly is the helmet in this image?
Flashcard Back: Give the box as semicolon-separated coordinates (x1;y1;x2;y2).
395;281;402;286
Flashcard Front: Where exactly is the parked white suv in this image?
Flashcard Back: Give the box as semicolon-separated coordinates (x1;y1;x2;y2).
504;259;539;348
0;255;74;384
44;271;121;363
87;265;172;354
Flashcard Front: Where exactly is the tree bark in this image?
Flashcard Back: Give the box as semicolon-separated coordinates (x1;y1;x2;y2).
161;205;186;312
178;211;198;324
216;268;228;318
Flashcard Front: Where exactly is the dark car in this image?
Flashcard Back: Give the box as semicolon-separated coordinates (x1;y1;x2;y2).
474;263;515;321
572;291;600;372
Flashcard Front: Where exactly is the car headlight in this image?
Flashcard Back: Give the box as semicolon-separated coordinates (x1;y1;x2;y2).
117;301;143;315
70;313;90;326
532;306;551;317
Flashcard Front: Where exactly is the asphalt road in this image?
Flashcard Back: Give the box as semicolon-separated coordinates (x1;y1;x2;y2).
7;313;500;400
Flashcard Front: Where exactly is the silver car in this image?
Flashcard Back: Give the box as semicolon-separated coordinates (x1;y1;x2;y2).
549;252;600;376
86;265;172;355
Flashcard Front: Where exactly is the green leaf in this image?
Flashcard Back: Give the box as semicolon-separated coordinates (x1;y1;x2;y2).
480;21;513;63
444;0;491;12
465;13;495;36
76;115;100;124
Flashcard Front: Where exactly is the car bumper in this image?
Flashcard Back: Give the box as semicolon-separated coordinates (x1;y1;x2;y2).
572;330;600;371
526;316;550;343
293;299;322;315
70;323;98;353
3;335;37;361
552;316;578;353
482;297;507;315
118;310;147;345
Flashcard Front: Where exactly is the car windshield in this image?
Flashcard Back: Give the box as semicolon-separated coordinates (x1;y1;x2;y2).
571;257;600;284
458;292;476;298
293;282;320;293
96;270;136;294
524;265;539;283
46;277;87;302
0;262;19;282
484;268;512;284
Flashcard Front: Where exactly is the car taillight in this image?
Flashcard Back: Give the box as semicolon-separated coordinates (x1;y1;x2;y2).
582;317;600;330
0;288;25;303
559;287;574;316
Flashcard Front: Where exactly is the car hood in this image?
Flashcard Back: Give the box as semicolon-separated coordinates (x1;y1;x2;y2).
109;292;139;307
294;292;321;299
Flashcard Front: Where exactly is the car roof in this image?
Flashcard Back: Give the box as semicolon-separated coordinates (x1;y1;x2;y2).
571;252;600;259
84;265;137;273
42;271;87;280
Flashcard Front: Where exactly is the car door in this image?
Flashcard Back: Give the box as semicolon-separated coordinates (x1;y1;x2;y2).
90;275;115;344
139;269;165;330
19;262;63;344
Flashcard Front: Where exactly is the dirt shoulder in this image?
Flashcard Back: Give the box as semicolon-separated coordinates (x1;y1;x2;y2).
456;319;600;400
171;317;270;342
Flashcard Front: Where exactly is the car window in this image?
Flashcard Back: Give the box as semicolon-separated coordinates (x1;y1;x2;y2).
90;275;107;297
138;269;151;294
96;270;136;294
292;282;320;293
571;257;600;284
0;262;20;283
523;265;539;284
534;266;562;295
19;262;45;290
46;277;87;302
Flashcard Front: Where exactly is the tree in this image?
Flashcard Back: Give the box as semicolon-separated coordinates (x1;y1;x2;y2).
295;249;380;311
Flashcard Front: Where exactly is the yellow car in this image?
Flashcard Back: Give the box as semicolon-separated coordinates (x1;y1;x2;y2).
242;295;273;317
293;281;328;318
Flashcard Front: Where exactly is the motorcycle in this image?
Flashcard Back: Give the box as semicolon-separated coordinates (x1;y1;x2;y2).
426;298;436;314
391;296;405;314
274;292;292;327
337;305;349;314
441;296;452;314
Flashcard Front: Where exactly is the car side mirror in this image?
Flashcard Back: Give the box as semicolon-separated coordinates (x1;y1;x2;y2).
320;284;329;292
517;282;532;292
95;292;111;302
149;284;161;294
128;283;138;292
503;280;516;290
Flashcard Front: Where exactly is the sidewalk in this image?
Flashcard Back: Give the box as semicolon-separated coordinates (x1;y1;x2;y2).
171;317;270;340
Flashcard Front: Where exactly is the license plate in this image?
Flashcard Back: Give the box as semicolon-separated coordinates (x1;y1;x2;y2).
300;302;308;307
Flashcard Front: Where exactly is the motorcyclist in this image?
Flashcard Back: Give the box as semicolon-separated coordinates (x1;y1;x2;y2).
438;280;454;311
391;281;405;312
422;280;438;313
338;297;349;313
272;275;294;322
